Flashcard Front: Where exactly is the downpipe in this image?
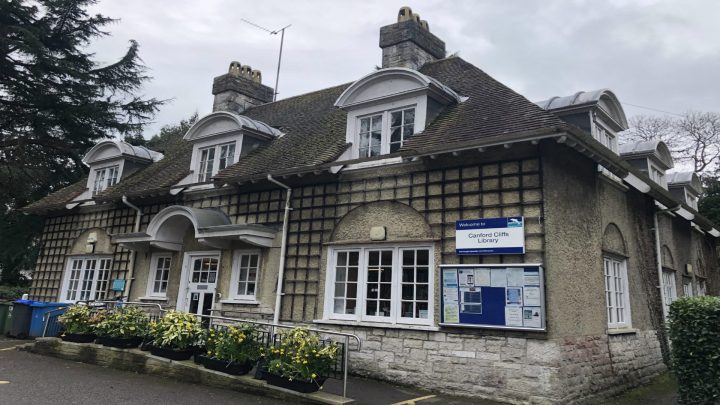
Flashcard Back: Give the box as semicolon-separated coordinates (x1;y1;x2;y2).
121;195;143;300
267;175;292;326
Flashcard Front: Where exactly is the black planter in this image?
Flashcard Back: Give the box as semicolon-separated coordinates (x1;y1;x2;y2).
196;355;254;376
149;345;194;361
96;335;143;349
140;339;152;351
264;372;326;393
61;333;97;343
192;346;206;364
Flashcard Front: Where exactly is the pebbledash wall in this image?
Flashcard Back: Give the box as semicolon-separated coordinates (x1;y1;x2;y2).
29;142;692;403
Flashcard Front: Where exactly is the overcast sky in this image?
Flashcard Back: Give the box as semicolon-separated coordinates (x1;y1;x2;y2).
88;0;720;138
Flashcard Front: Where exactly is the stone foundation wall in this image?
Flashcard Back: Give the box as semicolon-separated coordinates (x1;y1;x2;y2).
319;325;665;404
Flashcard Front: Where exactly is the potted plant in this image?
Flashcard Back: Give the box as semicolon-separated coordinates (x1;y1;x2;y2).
196;325;261;375
95;306;148;348
148;310;203;361
58;305;104;343
263;328;338;393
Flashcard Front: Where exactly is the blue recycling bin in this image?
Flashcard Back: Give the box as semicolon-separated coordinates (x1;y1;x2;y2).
27;301;67;337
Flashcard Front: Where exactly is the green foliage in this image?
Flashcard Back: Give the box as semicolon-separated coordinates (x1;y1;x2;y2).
0;284;28;300
264;328;338;385
700;176;720;226
0;0;163;285
668;296;720;404
95;306;148;339
205;325;262;364
149;310;203;350
58;305;105;335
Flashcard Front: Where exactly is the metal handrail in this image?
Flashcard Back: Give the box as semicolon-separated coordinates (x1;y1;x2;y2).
193;313;359;397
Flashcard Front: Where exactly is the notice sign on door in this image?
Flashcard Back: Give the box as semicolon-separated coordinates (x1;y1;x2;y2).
456;217;525;255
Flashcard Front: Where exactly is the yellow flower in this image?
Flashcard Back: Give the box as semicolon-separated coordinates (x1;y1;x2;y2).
311;373;317;379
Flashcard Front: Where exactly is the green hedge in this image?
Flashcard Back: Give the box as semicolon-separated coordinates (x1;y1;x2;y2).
668;296;720;404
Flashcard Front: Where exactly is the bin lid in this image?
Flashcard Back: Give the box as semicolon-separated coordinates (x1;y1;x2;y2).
14;299;35;305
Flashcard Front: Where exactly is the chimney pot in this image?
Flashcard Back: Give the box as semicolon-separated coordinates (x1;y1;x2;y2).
212;61;274;113
380;7;445;70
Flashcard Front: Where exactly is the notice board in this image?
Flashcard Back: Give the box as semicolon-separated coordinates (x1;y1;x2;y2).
439;264;545;331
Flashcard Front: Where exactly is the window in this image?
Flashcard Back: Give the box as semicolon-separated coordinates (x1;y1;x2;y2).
147;254;172;297
682;279;693;297
326;245;433;325
594;124;617;153
93;165;120;194
661;269;677;317
687;192;699;210
63;257;112;302
650;165;666;188
356;107;416;158
197;142;236;182
697;279;707;296
603;256;631;328
229;251;261;300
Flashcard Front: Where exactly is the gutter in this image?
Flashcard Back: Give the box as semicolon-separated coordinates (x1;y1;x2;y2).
267;174;292;326
121;195;143;301
654;205;680;322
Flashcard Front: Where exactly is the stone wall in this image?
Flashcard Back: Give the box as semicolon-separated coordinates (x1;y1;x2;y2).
319;324;664;404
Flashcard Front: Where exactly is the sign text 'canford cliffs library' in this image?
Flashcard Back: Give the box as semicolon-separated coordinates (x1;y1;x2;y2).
455;217;525;255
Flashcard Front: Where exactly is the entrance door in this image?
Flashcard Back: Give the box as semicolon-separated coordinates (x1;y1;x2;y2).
183;254;219;319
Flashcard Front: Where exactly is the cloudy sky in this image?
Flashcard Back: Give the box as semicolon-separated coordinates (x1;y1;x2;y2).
88;0;720;138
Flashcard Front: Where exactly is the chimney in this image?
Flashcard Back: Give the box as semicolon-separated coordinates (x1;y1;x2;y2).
212;61;274;113
379;7;446;70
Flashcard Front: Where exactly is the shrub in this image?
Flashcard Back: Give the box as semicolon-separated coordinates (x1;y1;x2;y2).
95;306;148;339
668;296;720;404
58;305;105;335
264;328;338;385
205;325;262;364
0;285;27;300
149;310;203;350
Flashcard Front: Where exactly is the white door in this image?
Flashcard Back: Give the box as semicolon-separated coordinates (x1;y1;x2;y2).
182;254;219;319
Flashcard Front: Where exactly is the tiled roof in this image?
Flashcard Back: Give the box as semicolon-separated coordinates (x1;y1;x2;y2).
22;57;566;213
22;179;88;213
213;83;352;181
400;57;566;154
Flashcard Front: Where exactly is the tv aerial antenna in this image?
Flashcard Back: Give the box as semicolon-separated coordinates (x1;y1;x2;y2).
240;18;291;102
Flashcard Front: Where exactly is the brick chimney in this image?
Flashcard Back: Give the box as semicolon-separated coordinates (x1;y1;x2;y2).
212;61;274;113
379;7;446;70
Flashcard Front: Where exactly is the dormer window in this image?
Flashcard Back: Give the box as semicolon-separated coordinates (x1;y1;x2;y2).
75;140;162;201
335;68;461;162
93;165;120;194
594;123;617;153
198;142;236;182
357;107;416;158
178;111;282;187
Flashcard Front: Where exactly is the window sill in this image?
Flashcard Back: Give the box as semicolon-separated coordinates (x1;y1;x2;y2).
137;296;168;302
220;299;260;306
313;318;439;332
607;327;637;335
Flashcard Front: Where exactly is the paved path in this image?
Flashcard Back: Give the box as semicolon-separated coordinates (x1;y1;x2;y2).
0;337;491;405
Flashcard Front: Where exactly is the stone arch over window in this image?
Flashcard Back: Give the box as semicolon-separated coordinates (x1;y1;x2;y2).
602;223;627;256
661;245;675;270
68;228;113;256
330;201;434;243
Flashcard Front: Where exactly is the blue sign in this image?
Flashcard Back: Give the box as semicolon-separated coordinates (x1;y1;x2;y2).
455;216;525;255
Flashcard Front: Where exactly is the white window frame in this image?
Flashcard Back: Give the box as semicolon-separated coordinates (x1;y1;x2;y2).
228;250;262;301
649;163;666;188
594;122;617;153
145;253;172;298
686;190;699;210
354;105;417;158
60;256;113;303
682;279;693;297
603;255;632;329
196;141;236;182
324;244;434;326
661;269;677;317
92;165;120;194
696;278;707;296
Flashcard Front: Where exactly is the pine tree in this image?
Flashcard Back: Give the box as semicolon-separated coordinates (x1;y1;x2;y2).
0;0;164;284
